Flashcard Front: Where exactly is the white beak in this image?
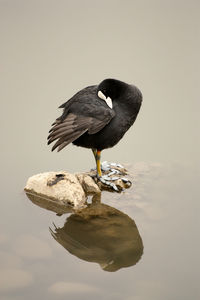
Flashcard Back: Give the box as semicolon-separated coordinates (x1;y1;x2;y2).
98;90;113;109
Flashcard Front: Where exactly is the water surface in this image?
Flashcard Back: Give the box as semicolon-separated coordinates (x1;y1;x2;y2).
1;163;199;300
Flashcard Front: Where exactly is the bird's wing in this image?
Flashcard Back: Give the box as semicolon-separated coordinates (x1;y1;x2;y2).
48;104;115;152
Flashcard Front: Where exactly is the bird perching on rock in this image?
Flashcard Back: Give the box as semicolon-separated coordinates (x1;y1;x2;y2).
48;79;142;191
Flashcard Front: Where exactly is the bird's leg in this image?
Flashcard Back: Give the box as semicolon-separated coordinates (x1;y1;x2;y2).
92;148;97;160
92;148;102;177
91;149;120;192
92;149;123;176
96;150;102;178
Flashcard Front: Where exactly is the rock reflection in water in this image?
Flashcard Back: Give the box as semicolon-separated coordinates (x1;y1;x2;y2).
25;192;74;215
50;202;143;272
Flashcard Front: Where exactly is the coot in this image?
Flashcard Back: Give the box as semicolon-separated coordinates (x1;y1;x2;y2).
48;78;142;179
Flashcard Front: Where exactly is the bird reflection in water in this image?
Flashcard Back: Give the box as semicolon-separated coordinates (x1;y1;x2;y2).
26;191;143;271
50;196;143;272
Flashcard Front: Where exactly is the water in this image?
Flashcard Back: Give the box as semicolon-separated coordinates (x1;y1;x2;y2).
0;1;200;299
1;163;199;299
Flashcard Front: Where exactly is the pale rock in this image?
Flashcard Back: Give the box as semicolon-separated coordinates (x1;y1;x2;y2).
25;171;86;210
24;166;132;214
76;173;101;194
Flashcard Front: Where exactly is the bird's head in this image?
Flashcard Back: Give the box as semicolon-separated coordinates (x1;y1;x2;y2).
97;78;126;109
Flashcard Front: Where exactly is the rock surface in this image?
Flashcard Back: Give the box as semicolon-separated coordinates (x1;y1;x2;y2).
25;171;87;210
75;173;101;194
24;166;132;212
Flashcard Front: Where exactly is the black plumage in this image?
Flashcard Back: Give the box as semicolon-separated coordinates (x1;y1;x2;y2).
48;79;142;178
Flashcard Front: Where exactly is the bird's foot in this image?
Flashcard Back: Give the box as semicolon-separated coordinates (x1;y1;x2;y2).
90;161;131;192
97;174;132;192
98;175;120;192
90;161;126;174
101;161;125;173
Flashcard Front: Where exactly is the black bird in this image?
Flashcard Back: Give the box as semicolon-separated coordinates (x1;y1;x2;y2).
48;78;142;181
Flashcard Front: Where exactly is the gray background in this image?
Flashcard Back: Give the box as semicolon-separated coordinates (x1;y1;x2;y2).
1;0;199;177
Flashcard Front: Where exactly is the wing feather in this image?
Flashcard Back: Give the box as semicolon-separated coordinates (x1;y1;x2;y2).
47;91;115;152
48;113;92;151
52;129;88;152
